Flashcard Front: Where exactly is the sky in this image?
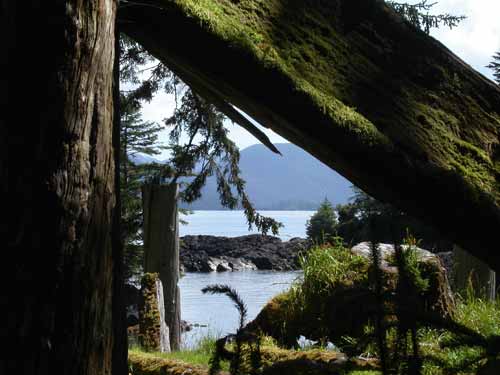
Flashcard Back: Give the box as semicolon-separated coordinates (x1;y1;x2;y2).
139;0;500;159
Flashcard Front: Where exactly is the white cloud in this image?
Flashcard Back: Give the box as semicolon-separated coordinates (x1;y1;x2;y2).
429;0;499;79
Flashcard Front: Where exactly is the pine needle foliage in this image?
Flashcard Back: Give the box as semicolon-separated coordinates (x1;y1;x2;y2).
118;35;282;278
202;284;248;330
386;1;466;34
119;36;282;228
120;94;167;280
487;51;500;84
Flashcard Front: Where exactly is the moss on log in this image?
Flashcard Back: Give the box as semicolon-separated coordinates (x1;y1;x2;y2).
121;0;500;271
128;351;211;375
127;348;378;375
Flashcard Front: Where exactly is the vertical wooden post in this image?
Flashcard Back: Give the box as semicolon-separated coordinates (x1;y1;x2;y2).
453;245;496;301
142;183;181;350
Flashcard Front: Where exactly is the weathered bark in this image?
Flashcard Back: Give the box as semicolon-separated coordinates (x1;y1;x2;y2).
142;184;181;350
453;245;496;301
1;1;118;374
112;23;129;375
121;0;500;272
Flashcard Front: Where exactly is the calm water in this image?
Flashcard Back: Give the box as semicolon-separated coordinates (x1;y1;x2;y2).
179;271;300;348
177;210;311;348
180;210;315;240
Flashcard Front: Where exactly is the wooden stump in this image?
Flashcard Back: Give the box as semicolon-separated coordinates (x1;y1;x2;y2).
142;183;181;350
138;273;171;353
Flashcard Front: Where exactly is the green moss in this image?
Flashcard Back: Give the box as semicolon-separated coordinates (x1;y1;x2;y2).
165;0;500;208
171;0;389;147
128;350;211;375
139;273;162;351
129;344;379;375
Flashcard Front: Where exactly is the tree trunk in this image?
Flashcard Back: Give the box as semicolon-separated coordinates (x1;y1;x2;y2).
112;23;129;375
453;245;496;301
1;1;120;374
142;183;181;351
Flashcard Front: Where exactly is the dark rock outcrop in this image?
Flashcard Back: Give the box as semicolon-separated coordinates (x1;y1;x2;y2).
180;235;310;272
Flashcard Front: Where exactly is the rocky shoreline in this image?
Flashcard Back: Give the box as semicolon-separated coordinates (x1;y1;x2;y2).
180;234;310;272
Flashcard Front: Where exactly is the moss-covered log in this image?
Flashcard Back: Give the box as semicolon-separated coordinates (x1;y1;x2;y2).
128;348;378;375
128;351;212;375
120;0;500;272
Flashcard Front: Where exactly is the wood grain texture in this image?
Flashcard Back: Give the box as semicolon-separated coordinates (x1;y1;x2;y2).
142;183;181;350
1;1;119;373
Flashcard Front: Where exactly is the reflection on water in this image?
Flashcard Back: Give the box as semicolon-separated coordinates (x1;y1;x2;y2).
180;270;301;348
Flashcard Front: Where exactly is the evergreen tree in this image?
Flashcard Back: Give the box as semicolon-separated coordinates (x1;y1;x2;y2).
487;51;500;84
120;95;166;280
306;198;338;243
335;188;452;251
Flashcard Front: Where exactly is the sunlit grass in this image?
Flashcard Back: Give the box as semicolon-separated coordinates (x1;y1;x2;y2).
129;332;224;368
418;296;500;374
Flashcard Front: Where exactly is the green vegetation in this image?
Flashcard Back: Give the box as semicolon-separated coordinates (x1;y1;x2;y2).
488;51;500;84
138;273;163;351
417;297;500;374
120;96;166;280
386;1;465;34
128;349;212;375
129;245;500;375
335;188;452;252
130;334;219;368
305;198;338;244
243;236;500;374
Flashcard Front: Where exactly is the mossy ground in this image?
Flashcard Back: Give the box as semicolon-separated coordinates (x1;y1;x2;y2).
128;340;379;375
128;349;214;375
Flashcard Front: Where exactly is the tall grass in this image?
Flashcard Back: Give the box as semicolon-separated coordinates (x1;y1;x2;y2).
296;238;368;303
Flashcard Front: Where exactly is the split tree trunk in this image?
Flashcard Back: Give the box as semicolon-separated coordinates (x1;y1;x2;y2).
0;1;122;374
142;183;181;351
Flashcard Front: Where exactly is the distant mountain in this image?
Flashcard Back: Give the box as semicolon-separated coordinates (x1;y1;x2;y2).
183;143;353;210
